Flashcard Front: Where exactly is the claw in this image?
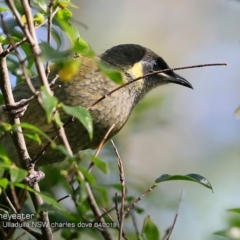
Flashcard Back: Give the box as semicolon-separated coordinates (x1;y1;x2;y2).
1;99;30;118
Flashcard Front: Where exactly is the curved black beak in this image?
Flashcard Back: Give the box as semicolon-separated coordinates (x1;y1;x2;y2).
169;73;193;89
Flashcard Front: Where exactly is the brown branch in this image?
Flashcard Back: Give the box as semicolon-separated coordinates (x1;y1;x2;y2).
4;1;54;239
124;183;158;216
164;191;183;240
88;62;227;110
129;211;139;238
92;206;115;224
31;58;227;163
45;0;55;76
111;140;126;240
88;123;116;172
14;232;26;240
0;15;38;96
2;188;42;239
114;193;120;225
0;4;60;58
75;169;112;240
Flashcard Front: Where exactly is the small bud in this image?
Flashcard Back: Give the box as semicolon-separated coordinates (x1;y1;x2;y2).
33;13;45;26
0;35;6;43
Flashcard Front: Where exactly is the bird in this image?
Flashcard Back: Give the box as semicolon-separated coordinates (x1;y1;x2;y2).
1;44;193;167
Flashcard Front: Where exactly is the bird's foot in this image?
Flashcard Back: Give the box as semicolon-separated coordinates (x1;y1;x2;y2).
1;99;30;118
25;170;45;186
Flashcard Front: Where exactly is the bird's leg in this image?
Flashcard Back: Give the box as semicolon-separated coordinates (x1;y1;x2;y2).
1;98;31;118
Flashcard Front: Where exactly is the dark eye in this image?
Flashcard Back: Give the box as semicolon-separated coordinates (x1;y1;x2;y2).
151;60;159;71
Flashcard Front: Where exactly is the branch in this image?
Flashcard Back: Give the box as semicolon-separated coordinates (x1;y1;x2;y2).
111;140;126;240
0;42;45;239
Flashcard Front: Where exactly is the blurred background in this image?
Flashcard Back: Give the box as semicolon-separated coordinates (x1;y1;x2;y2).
71;0;240;239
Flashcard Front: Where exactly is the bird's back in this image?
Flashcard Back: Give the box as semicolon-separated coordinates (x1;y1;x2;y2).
1;56;136;166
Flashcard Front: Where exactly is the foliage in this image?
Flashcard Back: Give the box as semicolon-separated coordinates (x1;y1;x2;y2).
0;1;215;240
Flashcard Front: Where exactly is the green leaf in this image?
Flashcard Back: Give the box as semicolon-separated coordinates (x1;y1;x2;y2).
52;144;71;157
57;0;79;8
142;216;160;240
235;106;240;118
61;228;72;240
110;183;122;191
0;93;3;105
155;173;213;192
38;203;60;212
60;211;81;223
0;6;9;13
53;111;64;126
40;86;58;123
97;61;123;85
54;8;80;44
138;235;147;240
213;228;240;239
24;132;41;145
228;208;240;214
61;104;93;139
75;177;88;202
14;183;64;211
15;123;52;143
33;13;45;26
9;167;28;183
0;144;11;164
40;41;74;61
134;206;145;214
0;178;9;189
0;162;11;170
22;42;34;69
51;28;62;50
77;166;96;185
93;186;108;207
74;38;94;56
32;0;48;12
89;155;108;174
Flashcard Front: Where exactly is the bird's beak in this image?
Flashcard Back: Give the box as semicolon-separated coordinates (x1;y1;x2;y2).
168;72;193;89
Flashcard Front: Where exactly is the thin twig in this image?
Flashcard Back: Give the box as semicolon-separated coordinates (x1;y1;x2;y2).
2;190;17;214
2;190;42;239
0;41;41;239
165;191;184;240
101;208;128;240
102;208;115;223
0;14;38;95
88;124;116;172
75;169;112;240
115;193;120;225
14;231;26;240
95;124;116;157
88;63;227;110
111;140;126;240
130;211;139;238
124;184;158;216
92;206;115;224
45;0;54;76
57;194;70;202
0;4;60;58
5;1;53;239
32;60;227;162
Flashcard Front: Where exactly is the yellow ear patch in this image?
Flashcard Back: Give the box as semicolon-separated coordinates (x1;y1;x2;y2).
127;62;143;79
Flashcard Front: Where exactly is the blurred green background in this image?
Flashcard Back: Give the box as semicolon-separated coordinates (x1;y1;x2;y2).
69;0;240;239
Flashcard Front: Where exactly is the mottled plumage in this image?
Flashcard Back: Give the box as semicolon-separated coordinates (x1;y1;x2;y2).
1;44;192;166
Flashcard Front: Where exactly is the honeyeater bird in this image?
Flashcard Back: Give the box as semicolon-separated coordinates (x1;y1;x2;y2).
0;44;193;240
1;44;193;166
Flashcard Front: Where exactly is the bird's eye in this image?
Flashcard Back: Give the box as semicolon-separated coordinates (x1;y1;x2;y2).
151;60;158;71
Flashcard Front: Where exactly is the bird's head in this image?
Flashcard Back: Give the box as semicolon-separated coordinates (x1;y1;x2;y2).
99;44;193;92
